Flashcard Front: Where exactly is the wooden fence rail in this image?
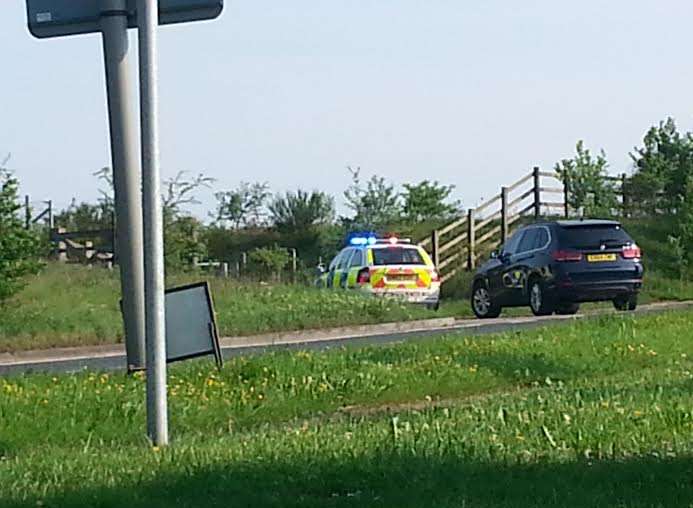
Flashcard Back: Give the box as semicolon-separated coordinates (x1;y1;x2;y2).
422;167;635;283
50;227;114;268
422;168;577;283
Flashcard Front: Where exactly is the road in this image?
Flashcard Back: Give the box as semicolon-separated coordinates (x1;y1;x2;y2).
1;300;691;376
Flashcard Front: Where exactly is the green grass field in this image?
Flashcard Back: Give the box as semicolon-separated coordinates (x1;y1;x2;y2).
1;310;691;507
0;263;463;353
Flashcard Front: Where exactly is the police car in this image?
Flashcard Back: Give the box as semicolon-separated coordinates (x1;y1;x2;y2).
316;235;441;309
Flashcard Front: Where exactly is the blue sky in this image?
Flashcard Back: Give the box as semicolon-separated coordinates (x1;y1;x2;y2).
2;0;693;218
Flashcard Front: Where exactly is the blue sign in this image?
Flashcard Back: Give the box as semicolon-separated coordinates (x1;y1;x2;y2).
27;0;223;39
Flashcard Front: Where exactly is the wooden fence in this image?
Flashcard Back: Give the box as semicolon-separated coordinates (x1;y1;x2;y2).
50;228;115;268
419;168;628;283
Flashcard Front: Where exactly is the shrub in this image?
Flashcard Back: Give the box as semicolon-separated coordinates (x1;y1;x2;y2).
0;165;43;303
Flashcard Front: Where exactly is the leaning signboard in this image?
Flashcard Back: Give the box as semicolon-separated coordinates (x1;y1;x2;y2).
27;0;223;39
163;281;222;368
122;281;223;371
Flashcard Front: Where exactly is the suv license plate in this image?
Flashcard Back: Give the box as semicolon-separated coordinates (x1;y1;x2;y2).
587;253;617;262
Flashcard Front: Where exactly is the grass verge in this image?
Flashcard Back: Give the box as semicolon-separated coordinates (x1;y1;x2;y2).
1;309;691;507
0;263;451;353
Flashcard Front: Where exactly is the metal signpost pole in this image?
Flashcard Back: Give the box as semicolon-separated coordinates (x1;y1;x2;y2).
100;0;147;371
138;0;169;445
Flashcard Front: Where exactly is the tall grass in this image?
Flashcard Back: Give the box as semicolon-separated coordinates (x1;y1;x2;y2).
0;310;691;507
0;263;443;353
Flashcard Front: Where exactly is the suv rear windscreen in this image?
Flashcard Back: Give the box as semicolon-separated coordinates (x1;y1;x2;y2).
371;247;425;265
557;225;633;249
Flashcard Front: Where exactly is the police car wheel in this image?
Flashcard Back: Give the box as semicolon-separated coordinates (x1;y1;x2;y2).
426;302;440;311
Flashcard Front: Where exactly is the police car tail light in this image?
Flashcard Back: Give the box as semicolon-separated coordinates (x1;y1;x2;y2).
622;244;641;259
430;270;440;282
357;267;371;285
551;250;583;262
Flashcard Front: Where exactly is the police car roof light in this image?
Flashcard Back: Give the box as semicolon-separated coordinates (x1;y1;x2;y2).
373;237;412;244
349;235;377;246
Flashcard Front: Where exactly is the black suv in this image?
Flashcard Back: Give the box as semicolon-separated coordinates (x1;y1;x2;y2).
471;220;643;318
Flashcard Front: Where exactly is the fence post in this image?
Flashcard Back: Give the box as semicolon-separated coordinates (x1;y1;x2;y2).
84;241;96;262
111;211;117;263
501;186;509;242
532;167;541;220
24;195;31;229
563;173;570;218
431;229;440;268
190;227;200;267
47;200;54;229
56;227;68;262
467;208;476;270
241;252;248;275
621;172;628;217
289;248;297;283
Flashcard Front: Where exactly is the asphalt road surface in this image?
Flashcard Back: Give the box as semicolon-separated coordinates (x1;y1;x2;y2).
1;300;690;377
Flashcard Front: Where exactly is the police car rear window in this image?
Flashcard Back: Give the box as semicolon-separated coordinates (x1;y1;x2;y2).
558;225;632;249
371;247;425;265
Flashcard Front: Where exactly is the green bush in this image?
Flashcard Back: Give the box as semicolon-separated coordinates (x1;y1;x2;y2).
0;166;43;304
249;245;290;280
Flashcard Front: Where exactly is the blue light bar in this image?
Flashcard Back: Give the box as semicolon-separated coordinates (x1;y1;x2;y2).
349;235;377;246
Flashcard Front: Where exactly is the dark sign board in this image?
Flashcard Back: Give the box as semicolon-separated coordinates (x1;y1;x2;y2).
27;0;223;39
163;282;222;368
122;281;223;371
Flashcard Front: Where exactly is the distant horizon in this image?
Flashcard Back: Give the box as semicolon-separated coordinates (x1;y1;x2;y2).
3;1;693;220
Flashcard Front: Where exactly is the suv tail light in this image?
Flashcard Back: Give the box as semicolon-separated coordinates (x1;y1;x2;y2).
357;267;371;285
622;244;641;259
551;250;583;262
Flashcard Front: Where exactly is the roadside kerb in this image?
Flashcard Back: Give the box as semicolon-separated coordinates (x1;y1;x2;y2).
0;317;457;368
218;317;457;349
2;300;692;371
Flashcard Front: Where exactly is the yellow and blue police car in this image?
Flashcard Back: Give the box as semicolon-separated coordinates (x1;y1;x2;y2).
316;235;441;309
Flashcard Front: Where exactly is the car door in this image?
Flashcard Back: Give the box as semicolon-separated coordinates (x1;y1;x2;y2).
487;228;524;304
505;228;541;305
345;248;365;288
326;250;345;288
335;248;354;288
335;248;358;289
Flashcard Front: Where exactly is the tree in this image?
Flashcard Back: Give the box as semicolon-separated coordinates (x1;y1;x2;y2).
629;118;693;215
88;168;214;269
54;199;113;232
162;171;215;220
343;166;401;228
248;245;289;281
160;172;214;269
269;189;335;233
165;215;207;270
214;181;270;228
402;180;460;223
93;166;115;218
0;157;43;304
54;168;115;232
555;140;618;218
